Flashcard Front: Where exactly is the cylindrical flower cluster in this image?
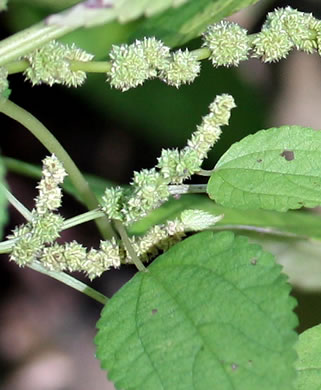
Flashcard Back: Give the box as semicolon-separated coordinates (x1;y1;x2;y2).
35;154;67;215
107;38;200;91
24;41;94;87
203;7;321;64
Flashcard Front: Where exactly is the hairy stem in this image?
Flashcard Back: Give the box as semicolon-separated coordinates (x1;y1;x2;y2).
0;98;115;239
113;220;147;272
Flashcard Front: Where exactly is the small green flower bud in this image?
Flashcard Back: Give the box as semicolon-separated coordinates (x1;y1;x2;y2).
34;154;66;215
176;148;202;180
209;94;236;126
108;43;154;91
7;224;31;240
10;231;42;266
121;168;170;223
101;186;125;221
0;67;8;95
99;238;122;268
180;209;223;231
42;154;67;184
252;27;294;62
64;241;87;272
264;7;319;54
35;186;63;215
24;40;93;87
137;37;171;71
41;243;67;271
157;149;180;180
31;211;64;244
203;21;250;67
159;49;201;88
84;248;108;280
132;168;170;204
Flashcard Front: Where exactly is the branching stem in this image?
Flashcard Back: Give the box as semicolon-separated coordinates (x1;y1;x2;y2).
113;220;147;272
0;22;74;67
0;98;115;239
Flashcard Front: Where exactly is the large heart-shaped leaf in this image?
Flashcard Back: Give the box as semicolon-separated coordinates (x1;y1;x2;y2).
96;231;297;390
208;126;321;212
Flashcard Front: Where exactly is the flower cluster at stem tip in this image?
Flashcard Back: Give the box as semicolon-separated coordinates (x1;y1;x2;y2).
14;7;321;90
8;148;223;279
101;93;235;225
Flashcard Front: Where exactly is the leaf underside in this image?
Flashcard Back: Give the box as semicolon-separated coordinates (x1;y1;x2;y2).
208;126;321;212
95;231;297;390
132;0;260;47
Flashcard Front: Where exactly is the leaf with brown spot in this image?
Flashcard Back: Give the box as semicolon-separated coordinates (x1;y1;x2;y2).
208;125;321;212
280;150;295;161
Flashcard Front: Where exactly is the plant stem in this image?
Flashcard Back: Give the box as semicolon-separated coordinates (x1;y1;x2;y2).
192;47;211;60
168;184;207;195
0;98;115;239
0;22;74;67
0;238;16;253
2;184;33;221
69;60;112;73
62;208;105;231
196;169;214;176
29;260;108;305
6;60;30;74
113;220;147;272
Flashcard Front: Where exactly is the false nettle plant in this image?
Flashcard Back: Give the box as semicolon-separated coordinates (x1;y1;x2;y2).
1;0;321;389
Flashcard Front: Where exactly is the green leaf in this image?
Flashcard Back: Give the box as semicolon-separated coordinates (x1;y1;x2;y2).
130;194;321;241
96;231;297;390
0;154;8;239
295;324;321;389
250;235;321;292
46;0;190;28
131;0;260;47
208;126;321;212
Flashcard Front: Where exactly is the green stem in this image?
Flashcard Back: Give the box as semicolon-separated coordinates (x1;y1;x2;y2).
192;47;211;61
2;184;32;221
168;184;207;195
0;22;74;67
0;98;115;239
69;60;112;73
0;238;16;253
6;60;30;75
62;208;105;231
196;169;214;176
29;260;108;305
113;220;147;272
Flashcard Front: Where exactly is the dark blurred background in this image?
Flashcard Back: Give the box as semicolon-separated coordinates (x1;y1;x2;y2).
1;0;321;388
